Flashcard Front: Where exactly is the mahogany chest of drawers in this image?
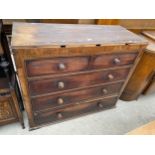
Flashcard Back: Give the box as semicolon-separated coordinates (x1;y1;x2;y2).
11;23;147;130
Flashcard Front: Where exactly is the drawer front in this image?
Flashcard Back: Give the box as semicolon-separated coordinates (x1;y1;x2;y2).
29;67;130;96
0;96;17;124
34;96;118;125
93;52;137;69
26;56;89;77
31;82;123;112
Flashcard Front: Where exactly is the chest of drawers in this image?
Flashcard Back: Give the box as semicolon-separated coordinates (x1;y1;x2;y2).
11;23;147;130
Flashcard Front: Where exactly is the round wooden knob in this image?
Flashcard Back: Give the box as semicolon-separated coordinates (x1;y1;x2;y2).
108;74;114;80
58;81;65;89
58;63;66;70
102;88;108;94
57;98;64;105
114;58;120;64
57;112;63;119
98;102;104;108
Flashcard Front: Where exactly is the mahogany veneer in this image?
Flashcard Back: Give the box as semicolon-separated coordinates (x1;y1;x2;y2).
11;23;147;130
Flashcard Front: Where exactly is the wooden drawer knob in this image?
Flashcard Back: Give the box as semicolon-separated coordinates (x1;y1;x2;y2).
57;98;64;105
102;88;108;94
98;102;104;108
58;63;66;70
58;81;65;89
114;58;121;64
57;112;63;119
108;74;114;80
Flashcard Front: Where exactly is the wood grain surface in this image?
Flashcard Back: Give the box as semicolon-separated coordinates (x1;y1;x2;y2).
11;23;147;129
11;23;147;48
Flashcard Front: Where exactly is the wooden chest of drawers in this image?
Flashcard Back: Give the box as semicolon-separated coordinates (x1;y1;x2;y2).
11;23;147;130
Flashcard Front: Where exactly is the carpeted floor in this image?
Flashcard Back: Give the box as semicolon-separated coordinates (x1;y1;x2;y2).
0;94;155;135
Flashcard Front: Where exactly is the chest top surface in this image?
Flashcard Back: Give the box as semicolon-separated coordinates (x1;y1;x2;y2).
11;22;147;49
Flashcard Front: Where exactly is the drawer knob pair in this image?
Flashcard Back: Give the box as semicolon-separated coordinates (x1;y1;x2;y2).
57;98;64;105
58;81;65;89
108;74;114;80
58;63;66;70
102;88;108;94
57;112;63;119
114;58;121;64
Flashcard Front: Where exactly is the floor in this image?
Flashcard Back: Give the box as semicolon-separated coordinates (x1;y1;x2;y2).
0;94;155;135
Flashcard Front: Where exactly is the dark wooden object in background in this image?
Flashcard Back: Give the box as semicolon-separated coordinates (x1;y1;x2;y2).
0;79;24;127
97;19;155;33
0;20;24;128
11;23;147;130
120;31;155;100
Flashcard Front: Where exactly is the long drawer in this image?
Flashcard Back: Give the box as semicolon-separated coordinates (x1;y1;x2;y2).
26;52;137;77
34;96;118;125
31;82;123;112
28;67;130;97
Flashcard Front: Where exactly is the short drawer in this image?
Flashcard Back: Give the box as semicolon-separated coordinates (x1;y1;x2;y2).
31;82;123;112
26;56;89;77
92;52;138;69
28;67;130;96
34;96;118;125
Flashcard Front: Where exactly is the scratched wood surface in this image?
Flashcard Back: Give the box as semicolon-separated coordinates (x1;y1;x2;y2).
11;22;147;49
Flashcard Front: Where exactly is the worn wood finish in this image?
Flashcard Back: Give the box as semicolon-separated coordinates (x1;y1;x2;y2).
92;52;138;69
26;56;89;77
11;23;147;48
121;32;155;100
26;52;137;77
11;23;147;129
34;96;118;126
31;82;123;112
28;67;130;97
